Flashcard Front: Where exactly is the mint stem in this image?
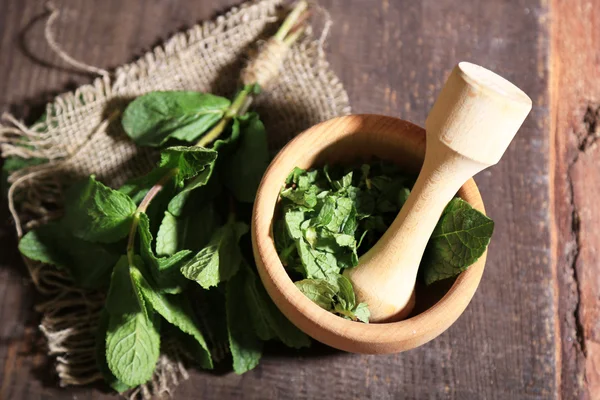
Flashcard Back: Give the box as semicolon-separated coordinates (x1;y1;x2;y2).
196;86;252;147
126;168;177;264
274;1;308;41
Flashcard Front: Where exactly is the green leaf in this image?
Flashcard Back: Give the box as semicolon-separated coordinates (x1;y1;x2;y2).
332;171;353;190
371;176;409;213
326;197;354;233
242;263;310;348
95;309;132;393
64;176;137;243
226;268;263;374
180;220;248;289
313;196;336;226
285;167;306;185
155;204;221;259
130;267;212;369
327;274;356;310
106;311;160;386
352;303;370;323
122;91;231;147
222;113;270;203
105;256;145;315
105;256;160;386
159;146;217;187
156;211;179;256
19;223;120;289
422;198;494;285
294;278;337;310
296;239;340;279
295;275;370;322
284;209;306;240
138;213;191;294
280;187;318;208
167;163;215;216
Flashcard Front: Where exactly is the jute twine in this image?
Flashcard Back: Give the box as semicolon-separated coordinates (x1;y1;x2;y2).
0;0;349;398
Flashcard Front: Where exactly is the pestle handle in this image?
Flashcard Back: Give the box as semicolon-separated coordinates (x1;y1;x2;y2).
345;62;532;323
426;62;532;166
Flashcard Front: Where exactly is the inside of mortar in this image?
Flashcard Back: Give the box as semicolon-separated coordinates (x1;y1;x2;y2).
269;122;465;323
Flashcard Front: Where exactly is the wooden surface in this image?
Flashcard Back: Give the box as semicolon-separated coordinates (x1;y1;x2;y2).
0;0;587;398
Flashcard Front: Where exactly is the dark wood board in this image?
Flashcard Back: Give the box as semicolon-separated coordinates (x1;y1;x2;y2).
0;0;560;399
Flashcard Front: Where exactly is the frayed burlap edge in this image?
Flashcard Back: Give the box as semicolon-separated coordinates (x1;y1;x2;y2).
0;1;350;398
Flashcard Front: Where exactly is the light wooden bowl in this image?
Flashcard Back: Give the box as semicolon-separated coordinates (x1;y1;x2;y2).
251;114;487;354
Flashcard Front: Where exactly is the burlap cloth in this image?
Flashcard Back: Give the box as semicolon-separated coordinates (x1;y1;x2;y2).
0;1;350;398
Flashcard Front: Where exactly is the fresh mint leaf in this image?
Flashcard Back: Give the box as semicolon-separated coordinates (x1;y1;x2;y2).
222;113;269;203
18;223;120;289
226;267;262;374
167;163;215;216
156;204;222;259
156;211;179;256
64;176;137;243
158;146;217;187
106;311;160;387
280;186;318;208
423;198;494;285
285;167;306;185
105;256;160;386
138;213;191;294
242;263;310;348
313;196;336;226
295;278;337;310
95;309;132;393
296;238;340;279
180;219;248;289
352;303;370;323
326;197;354;233
105;256;145;316
130;267;212;369
284;209;305;240
327;274;356;310
122;91;231;147
296;275;369;322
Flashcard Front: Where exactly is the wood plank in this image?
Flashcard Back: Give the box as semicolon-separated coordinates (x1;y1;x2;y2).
0;0;556;399
551;0;600;398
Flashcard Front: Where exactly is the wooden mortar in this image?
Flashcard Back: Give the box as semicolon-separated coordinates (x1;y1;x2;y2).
251;62;531;352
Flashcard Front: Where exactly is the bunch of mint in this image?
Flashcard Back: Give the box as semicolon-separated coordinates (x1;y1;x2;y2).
18;89;310;391
14;2;315;392
275;162;495;320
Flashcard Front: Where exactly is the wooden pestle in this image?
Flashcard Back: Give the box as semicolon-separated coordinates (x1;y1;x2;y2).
344;62;533;323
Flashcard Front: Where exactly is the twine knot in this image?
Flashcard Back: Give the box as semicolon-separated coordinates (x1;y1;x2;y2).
241;39;289;90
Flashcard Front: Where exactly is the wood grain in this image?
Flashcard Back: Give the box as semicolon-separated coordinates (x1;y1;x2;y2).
0;0;557;399
551;0;600;398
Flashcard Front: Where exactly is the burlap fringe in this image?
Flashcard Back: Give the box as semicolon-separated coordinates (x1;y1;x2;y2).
0;1;350;398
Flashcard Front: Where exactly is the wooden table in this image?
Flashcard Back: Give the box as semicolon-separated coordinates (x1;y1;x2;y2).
0;0;597;398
